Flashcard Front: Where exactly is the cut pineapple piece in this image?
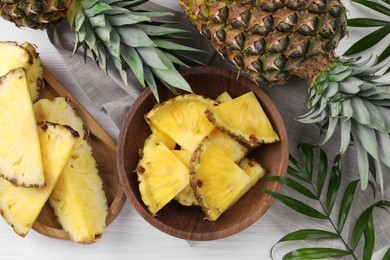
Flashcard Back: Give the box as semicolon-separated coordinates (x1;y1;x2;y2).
0;41;43;102
0;122;78;236
33;97;108;244
171;150;198;206
49;139;108;244
239;158;267;196
145;94;217;152
33;97;85;137
137;134;189;214
215;91;233;103
205;91;279;148
190;137;251;221
209;128;249;163
151;126;176;150
0;68;44;187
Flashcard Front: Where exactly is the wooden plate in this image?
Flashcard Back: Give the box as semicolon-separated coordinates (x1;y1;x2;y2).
117;67;289;241
32;67;126;240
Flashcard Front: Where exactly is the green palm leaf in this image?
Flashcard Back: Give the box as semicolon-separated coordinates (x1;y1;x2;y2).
283;248;350;260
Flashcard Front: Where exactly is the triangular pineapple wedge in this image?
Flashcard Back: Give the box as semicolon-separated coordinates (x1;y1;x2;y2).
239;158;267;195
205;91;279;148
0;41;43;102
190;137;251;221
171;150;198;206
0;122;79;236
33;97;108;244
145;94;217;152
215;91;233;103
0;68;44;187
209;128;249;163
137;134;189;214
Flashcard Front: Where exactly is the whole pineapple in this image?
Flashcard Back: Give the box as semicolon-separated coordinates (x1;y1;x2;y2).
0;0;201;101
180;0;390;191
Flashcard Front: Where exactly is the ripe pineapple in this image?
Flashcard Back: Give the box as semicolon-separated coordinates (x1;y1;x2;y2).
171;150;198;206
145;94;217;152
209;128;249;163
215;91;233;103
0;41;43;102
151;126;176;150
190;137;251;221
0;0;202;101
0;122;78;236
239;158;267;194
180;0;390;190
33;97;108;244
206;91;279;148
137;134;189;214
0;68;44;187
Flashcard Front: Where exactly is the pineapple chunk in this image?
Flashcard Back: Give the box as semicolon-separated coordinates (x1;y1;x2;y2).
137;134;189;214
190;137;251;221
171;150;198;206
209;128;249;163
0;122;78;236
205;91;279;148
0;68;44;187
151;126;176;150
0;41;43;102
239;158;267;195
33;97;108;244
215;91;233;103
145;94;217;152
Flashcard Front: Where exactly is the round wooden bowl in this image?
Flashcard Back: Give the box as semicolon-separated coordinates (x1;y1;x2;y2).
117;67;288;241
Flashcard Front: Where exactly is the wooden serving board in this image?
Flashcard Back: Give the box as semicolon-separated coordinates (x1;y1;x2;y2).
32;67;126;240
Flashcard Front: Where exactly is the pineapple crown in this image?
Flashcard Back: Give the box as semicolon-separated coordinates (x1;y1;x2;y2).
69;0;206;102
298;56;390;193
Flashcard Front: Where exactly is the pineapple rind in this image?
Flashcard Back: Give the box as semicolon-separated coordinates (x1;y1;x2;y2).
0;41;43;102
206;92;279;148
171;150;198;206
33;97;108;244
49;139;108;244
190;137;251;221
0;122;78;236
137;134;189;214
0;68;44;187
145;94;217;153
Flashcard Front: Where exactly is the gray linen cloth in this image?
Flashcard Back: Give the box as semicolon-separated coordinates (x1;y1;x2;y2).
46;2;389;258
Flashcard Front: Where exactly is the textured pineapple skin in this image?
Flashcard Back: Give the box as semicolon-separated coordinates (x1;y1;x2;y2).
33;97;108;244
0;68;44;187
180;0;347;84
0;41;43;102
0;0;70;29
0;122;78;237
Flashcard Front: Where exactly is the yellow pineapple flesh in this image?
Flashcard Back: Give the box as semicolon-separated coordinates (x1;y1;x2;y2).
33;97;108;244
205;91;279;148
171;150;198;206
137;134;189;214
151;126;176;150
215;91;233;103
190;137;251;221
209;128;249;163
145;94;217;152
0;122;78;236
0;41;43;102
239;158;267;196
0;68;44;187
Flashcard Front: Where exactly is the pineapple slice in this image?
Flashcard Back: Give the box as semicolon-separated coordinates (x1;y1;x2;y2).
0;122;79;236
239;158;267;195
215;91;233;103
0;41;43;102
171;150;198;206
0;68;44;187
145;94;217;152
205;91;279;148
209;128;249;163
137;134;189;214
33;97;108;244
190;137;251;221
151;126;176;149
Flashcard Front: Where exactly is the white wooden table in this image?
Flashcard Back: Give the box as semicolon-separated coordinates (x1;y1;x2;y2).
0;1;389;259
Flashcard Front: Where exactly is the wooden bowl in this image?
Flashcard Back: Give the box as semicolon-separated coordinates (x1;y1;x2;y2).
32;68;126;240
117;67;288;241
